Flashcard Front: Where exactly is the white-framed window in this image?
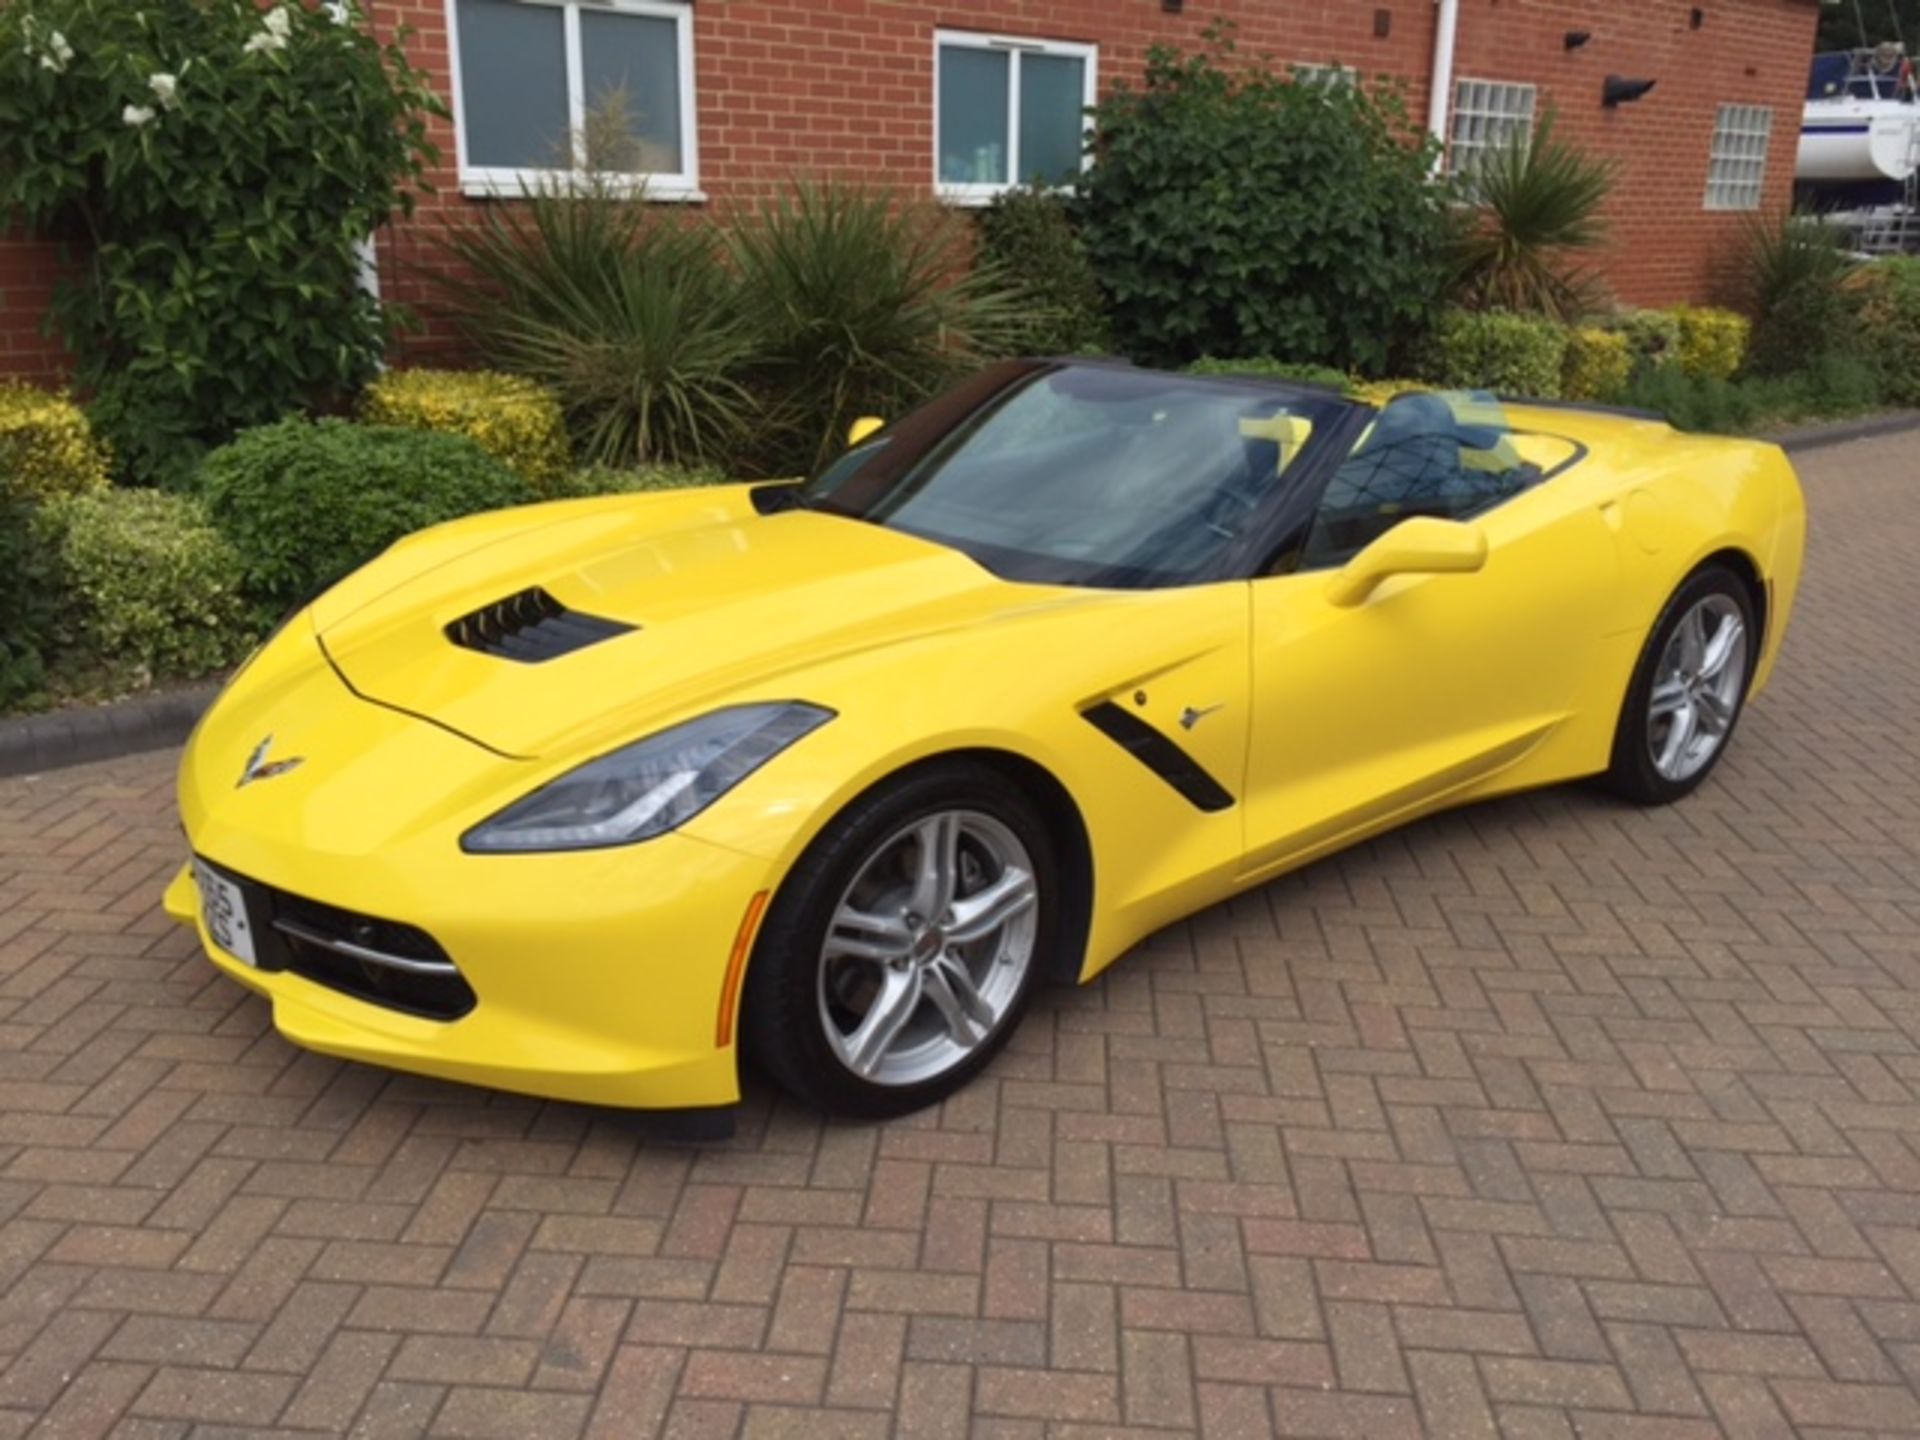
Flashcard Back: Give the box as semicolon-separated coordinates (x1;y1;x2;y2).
1448;78;1537;184
1294;62;1356;90
934;30;1097;203
445;0;699;199
1705;104;1773;211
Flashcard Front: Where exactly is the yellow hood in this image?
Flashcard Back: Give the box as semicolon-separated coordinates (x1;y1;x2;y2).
312;486;1051;758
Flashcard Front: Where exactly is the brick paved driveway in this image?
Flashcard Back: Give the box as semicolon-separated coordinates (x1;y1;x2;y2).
3;433;1919;1439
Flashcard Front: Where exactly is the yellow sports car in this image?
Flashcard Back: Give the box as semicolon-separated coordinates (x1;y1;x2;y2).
165;360;1806;1124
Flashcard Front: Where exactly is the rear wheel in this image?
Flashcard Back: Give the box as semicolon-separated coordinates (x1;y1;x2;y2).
742;762;1058;1118
1603;564;1756;805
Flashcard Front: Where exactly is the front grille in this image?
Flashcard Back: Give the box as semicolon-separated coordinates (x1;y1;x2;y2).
199;861;476;1021
445;586;634;663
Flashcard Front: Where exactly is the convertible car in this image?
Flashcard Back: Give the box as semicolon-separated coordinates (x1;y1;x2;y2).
164;360;1805;1122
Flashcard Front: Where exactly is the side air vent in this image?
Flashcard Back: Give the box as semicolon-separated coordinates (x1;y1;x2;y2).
445;586;635;663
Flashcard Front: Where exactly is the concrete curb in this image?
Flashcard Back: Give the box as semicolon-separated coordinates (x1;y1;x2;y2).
3;408;1917;780
1775;409;1920;454
0;682;221;780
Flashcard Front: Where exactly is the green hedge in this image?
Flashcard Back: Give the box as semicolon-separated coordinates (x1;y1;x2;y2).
548;463;731;498
1853;258;1920;405
1186;357;1352;389
200;419;535;611
976;188;1112;356
34;488;255;688
0;494;49;708
1422;310;1568;398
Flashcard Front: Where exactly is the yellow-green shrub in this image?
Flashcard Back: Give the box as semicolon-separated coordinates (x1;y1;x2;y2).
359;370;570;492
1669;306;1750;381
1422;310;1568;398
550;463;732;498
1562;327;1633;400
0;382;111;503
1605;310;1682;370
33;489;256;688
1347;378;1431;407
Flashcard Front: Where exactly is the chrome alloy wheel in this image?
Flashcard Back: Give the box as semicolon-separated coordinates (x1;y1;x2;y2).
816;810;1038;1087
1647;593;1748;783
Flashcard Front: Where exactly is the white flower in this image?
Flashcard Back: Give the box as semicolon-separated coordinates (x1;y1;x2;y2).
49;32;73;64
122;103;156;127
263;7;292;38
148;72;177;106
242;29;286;55
39;53;61;72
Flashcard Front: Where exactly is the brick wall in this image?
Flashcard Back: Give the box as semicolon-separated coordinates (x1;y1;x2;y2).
1;0;1823;378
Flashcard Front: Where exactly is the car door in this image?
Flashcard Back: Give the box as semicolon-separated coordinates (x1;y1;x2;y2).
1238;395;1618;880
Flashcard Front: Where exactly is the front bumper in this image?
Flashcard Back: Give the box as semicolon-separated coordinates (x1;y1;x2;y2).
168;630;776;1110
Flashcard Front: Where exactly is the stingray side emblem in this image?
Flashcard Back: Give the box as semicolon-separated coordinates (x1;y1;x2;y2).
237;735;304;789
1179;703;1224;731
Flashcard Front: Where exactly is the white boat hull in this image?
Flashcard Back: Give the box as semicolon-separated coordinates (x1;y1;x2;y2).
1798;99;1920;183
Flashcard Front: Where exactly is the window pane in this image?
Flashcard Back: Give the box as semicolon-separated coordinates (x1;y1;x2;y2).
1019;53;1086;185
581;11;684;174
456;0;568;170
939;46;1010;185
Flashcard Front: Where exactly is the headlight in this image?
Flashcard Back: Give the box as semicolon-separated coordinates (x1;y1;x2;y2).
461;702;833;854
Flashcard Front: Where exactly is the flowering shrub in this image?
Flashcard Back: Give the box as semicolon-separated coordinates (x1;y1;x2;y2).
360;370;571;492
0;1;441;486
0;382;112;503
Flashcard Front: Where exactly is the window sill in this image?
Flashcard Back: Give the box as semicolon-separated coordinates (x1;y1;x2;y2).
458;175;707;204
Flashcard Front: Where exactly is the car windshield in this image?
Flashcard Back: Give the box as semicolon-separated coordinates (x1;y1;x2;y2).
798;363;1347;588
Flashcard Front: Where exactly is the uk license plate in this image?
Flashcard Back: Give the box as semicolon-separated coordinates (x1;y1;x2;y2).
194;860;257;967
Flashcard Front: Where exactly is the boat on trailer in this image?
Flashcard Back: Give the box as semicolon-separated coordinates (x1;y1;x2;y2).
1798;46;1920;203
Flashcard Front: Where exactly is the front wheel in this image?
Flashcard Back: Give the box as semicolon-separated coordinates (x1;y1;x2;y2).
1603;563;1757;805
741;762;1059;1118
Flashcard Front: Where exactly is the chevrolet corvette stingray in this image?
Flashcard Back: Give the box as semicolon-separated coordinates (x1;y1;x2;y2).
165;360;1806;1122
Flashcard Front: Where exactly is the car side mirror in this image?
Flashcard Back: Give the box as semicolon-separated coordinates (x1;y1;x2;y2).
847;415;886;447
1325;517;1487;608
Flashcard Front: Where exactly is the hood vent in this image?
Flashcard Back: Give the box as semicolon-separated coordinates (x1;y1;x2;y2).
445;586;635;663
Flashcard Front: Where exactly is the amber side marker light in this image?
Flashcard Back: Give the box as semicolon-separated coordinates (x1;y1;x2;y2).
716;890;771;1047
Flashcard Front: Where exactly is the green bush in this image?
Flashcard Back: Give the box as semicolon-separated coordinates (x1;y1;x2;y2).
200;419;534;610
1561;327;1633;400
432;174;763;473
1618;352;1881;434
0;382;111;503
976;187;1112;355
1075;33;1451;373
1605;310;1683;372
0;495;50;710
1852;257;1920;405
1186;357;1352;389
1447;110;1614;322
549;463;731;498
1739;217;1859;379
360;370;571;492
731;181;1027;474
32;489;255;688
1669;306;1750;381
1422;310;1568;397
0;1;441;486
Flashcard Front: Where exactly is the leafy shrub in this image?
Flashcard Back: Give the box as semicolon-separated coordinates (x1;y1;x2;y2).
1186;357;1352;389
549;463;731;498
1605;310;1683;372
1618;352;1881;434
1422;310;1568;397
731;181;1027;474
1739;216;1859;379
360;370;571;492
200;420;534;610
1851;257;1920;405
1562;327;1633;400
1669;306;1750;381
433;175;763;472
1075;34;1451;373
0;495;51;710
1447;111;1614;322
976;187;1112;355
0;2;440;486
32;489;254;688
0;382;111;503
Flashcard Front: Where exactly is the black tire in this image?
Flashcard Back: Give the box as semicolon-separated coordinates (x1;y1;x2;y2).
741;760;1060;1119
1602;562;1758;806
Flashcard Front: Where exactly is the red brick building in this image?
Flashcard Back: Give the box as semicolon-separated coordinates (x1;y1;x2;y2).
0;0;1823;380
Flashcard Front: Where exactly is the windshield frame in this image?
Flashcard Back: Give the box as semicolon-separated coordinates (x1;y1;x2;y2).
789;359;1373;590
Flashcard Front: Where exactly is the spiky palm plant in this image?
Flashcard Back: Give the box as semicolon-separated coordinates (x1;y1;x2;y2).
1448;111;1616;322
